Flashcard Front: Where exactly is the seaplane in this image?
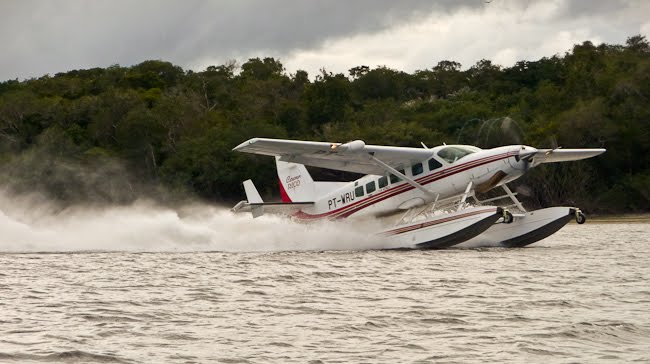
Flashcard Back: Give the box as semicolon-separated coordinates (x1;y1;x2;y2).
231;138;605;249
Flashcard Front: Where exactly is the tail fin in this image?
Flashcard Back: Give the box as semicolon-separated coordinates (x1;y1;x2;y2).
275;156;315;202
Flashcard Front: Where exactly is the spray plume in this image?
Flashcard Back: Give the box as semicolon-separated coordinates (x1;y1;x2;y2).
0;189;385;253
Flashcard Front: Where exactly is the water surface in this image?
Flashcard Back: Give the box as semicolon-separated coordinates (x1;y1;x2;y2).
1;223;649;363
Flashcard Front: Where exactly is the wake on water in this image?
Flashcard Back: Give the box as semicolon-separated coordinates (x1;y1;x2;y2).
0;190;384;253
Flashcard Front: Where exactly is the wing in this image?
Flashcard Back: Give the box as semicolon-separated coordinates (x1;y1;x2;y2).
233;138;434;175
531;148;606;165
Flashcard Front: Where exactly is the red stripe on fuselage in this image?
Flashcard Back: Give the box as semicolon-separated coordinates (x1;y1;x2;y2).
294;152;516;220
337;152;515;218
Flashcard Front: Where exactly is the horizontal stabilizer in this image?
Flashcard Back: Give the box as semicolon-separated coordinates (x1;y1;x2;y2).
231;201;314;218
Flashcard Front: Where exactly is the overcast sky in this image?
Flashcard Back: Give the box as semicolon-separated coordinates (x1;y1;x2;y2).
2;0;649;80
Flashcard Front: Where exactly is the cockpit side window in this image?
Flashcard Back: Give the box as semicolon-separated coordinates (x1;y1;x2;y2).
437;146;480;164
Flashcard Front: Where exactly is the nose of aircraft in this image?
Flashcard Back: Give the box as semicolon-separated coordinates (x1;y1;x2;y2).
510;145;538;170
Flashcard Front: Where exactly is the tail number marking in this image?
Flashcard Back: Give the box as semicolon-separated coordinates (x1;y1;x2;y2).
328;192;355;210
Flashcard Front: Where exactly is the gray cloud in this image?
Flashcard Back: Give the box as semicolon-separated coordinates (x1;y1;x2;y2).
557;0;637;17
0;0;647;81
1;0;486;80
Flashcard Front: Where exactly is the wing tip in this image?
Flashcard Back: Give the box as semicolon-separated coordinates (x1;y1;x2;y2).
232;138;259;151
588;148;607;157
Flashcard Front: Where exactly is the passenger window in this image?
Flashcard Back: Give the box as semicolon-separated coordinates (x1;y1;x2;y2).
428;158;442;171
412;163;423;176
355;186;364;198
378;176;388;188
389;174;400;184
366;181;376;194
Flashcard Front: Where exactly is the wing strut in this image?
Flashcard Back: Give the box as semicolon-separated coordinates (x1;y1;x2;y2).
457;181;473;212
502;184;526;212
368;155;437;198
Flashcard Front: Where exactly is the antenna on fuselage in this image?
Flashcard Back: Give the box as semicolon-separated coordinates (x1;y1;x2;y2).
420;142;429;149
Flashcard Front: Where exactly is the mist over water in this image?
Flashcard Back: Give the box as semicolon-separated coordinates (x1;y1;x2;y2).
0;190;382;253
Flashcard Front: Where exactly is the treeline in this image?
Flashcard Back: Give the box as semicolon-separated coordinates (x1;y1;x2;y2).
1;36;649;212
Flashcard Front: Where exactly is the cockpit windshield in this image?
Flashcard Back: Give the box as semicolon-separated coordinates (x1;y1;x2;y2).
437;145;482;164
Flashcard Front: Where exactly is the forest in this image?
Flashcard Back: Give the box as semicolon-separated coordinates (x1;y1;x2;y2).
0;35;648;213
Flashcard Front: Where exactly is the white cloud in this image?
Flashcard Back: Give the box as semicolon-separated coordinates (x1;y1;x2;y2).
492;48;518;67
641;22;650;37
280;0;648;76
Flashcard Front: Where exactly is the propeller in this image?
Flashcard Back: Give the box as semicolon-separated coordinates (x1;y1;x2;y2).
499;117;525;145
515;184;532;197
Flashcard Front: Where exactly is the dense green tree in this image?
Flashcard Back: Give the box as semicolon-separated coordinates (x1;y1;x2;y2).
303;70;351;127
351;66;411;101
240;57;284;80
123;60;184;90
0;38;649;212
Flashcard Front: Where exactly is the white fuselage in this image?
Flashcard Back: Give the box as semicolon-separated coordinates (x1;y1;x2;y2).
294;145;531;220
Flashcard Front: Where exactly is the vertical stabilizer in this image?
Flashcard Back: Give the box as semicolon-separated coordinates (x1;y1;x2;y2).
275;156;315;202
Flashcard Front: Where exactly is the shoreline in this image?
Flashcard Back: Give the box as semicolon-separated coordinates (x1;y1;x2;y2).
580;214;650;224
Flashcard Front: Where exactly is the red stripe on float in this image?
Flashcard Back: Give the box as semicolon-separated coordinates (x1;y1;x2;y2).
380;208;496;236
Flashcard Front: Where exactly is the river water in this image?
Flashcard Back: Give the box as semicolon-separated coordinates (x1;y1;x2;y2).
0;198;649;363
